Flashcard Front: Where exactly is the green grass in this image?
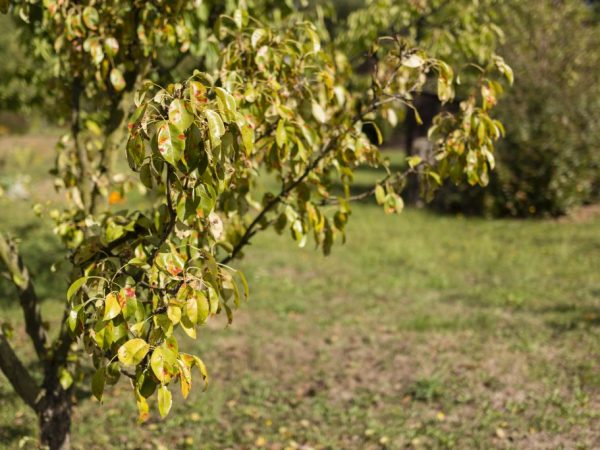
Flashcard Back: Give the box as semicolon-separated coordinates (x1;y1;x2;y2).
1;136;599;449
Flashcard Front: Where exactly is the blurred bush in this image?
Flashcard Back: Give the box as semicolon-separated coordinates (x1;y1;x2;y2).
435;0;600;216
0;16;42;113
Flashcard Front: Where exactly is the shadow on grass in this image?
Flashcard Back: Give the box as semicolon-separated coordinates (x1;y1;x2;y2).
542;303;600;333
0;423;35;448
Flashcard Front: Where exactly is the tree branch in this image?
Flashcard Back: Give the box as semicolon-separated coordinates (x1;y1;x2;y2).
0;233;47;359
318;166;417;206
71;77;93;212
148;168;177;266
0;331;40;410
221;125;354;265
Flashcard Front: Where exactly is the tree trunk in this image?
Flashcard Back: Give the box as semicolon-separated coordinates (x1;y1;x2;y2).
38;386;72;450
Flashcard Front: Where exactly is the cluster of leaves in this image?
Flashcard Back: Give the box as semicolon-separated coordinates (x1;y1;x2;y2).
0;0;509;426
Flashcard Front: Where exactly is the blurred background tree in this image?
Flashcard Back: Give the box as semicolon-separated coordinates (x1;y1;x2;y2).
0;15;44;133
434;0;600;216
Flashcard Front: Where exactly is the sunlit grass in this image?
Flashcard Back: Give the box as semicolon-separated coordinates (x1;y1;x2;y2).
1;139;599;449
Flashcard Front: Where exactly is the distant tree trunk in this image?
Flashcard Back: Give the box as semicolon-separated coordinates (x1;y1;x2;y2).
404;92;460;205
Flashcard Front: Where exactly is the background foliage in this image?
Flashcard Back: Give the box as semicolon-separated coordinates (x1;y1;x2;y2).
433;0;600;216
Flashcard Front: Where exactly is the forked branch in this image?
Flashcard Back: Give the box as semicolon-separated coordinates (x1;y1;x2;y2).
0;232;47;359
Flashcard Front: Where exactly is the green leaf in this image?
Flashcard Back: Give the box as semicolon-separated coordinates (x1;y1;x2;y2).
103;293;121;321
91;367;105;401
67;306;81;333
276;119;287;148
196;291;210;324
375;185;386;205
240;124;254;156
168;99;193;132
128;104;146;131
407;156;422;169
117;338;150;366
214;87;237;121
311;102;327;123
67;276;87;301
156;121;185;166
367;121;383;145
59;368;73;390
105;221;124;243
192;355;209;390
205;110;225;147
238;270;249;301
233;8;244;29
110;68;126;92
157;385;172;418
126;134;145;170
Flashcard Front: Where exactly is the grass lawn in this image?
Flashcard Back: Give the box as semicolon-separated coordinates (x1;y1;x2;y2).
0;134;599;449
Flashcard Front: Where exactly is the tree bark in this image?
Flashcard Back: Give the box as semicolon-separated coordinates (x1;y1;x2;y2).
38;386;72;450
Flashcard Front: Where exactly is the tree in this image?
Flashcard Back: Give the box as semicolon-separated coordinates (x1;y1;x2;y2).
0;1;510;448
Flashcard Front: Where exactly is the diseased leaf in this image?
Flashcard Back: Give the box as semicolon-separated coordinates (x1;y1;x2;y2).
110;68;126;92
135;390;150;423
156;121;185;165
150;346;177;383
82;6;99;30
189;81;207;111
205;110;225;147
168;99;193;132
177;359;192;399
104;37;119;57
251;28;266;48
